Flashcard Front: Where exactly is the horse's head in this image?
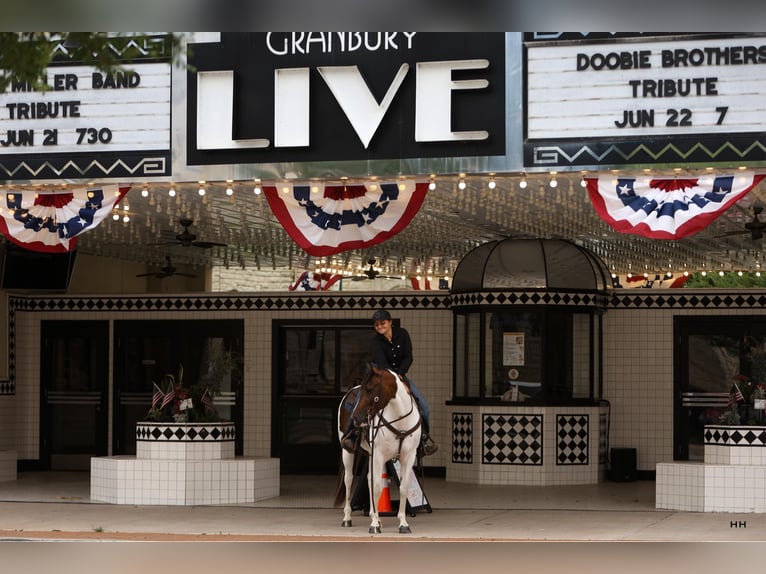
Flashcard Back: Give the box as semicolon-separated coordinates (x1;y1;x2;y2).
359;364;399;418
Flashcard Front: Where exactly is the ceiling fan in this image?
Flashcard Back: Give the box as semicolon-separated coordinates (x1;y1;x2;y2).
155;218;228;249
350;258;402;281
715;204;766;240
135;255;197;279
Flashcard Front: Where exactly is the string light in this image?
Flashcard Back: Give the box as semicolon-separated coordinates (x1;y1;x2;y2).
225;180;234;196
168;186;176;197
458;176;466;190
487;175;496;189
141;186;149;198
519;175;528;189
254;180;262;195
428;176;436;191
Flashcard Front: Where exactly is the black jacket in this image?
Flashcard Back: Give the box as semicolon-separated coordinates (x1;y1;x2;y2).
370;325;413;376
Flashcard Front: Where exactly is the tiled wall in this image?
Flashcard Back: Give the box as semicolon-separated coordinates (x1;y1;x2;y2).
8;288;766;475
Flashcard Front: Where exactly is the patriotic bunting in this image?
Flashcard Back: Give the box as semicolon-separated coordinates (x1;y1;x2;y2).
264;181;428;256
0;184;130;253
288;271;342;291
586;173;764;239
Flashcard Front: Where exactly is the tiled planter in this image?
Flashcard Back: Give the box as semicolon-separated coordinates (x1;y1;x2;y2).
90;422;279;505
656;425;766;513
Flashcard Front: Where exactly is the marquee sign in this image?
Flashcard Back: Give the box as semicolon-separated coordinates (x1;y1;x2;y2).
187;33;506;165
524;33;766;167
0;42;171;180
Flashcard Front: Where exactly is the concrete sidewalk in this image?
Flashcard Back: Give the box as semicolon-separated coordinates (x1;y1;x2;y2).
0;471;762;542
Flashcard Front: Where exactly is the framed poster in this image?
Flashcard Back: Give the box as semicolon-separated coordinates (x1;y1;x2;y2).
503;332;525;366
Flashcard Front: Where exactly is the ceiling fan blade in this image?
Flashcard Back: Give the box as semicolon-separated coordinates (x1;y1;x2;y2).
174;272;198;278
713;230;750;238
192;241;227;248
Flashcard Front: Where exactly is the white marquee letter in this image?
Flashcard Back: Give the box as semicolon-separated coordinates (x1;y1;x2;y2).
318;63;409;149
196;70;270;150
415;60;490;142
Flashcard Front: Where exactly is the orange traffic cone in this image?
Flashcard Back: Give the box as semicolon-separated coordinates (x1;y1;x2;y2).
377;472;393;513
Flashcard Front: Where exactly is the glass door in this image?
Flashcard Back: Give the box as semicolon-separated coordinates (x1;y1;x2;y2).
675;317;766;460
274;321;371;474
40;321;109;470
113;319;244;455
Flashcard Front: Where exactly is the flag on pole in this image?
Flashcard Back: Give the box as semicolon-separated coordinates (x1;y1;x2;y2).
586;173;764;239
200;387;216;413
728;383;746;408
151;383;164;410
160;380;175;410
0;185;130;252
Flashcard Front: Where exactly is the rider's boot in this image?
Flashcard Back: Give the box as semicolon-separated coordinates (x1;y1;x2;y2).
419;433;438;457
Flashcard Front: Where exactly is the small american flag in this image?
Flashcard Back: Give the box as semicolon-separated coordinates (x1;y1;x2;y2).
160;380;175;410
728;383;746;407
200;387;216;413
151;383;164;410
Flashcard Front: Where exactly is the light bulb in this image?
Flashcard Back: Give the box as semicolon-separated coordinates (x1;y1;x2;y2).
141;187;149;198
254;185;262;195
226;186;234;196
168;187;176;197
519;179;527;189
549;178;558;188
428;178;436;191
458;178;466;190
488;178;496;189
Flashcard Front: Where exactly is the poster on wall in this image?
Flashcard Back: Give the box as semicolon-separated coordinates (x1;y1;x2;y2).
0;35;172;180
503;332;525;366
523;32;766;168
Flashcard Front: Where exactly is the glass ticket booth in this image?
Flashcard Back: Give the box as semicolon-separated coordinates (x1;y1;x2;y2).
447;238;612;485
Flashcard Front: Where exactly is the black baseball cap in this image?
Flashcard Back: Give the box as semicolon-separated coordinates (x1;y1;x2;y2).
372;310;391;322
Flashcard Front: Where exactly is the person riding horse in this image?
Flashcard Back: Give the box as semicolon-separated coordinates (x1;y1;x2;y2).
341;309;438;457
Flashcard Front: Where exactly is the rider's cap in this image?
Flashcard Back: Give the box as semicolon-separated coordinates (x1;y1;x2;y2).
372;309;391;322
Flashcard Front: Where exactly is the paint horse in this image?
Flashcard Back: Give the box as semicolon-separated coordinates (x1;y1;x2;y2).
335;365;422;534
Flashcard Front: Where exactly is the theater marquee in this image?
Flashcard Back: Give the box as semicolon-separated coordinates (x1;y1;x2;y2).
0;38;172;180
187;32;506;165
524;32;766;168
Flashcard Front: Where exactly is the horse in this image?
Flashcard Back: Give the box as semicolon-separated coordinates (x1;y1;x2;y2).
334;364;422;534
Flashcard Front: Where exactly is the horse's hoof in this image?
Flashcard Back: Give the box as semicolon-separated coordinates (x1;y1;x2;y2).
369;526;381;534
341;520;352;528
399;525;412;534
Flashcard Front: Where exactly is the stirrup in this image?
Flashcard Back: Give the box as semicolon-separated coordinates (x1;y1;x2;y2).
420;434;438;457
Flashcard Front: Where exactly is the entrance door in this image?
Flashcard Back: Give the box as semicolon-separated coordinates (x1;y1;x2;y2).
274;321;371;474
41;321;109;470
675;317;766;460
113;319;244;455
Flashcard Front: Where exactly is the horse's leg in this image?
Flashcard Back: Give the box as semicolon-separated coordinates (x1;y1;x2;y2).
368;453;382;534
396;439;419;534
341;449;354;527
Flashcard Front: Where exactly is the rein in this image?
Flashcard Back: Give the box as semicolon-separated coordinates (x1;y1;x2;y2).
366;380;421;459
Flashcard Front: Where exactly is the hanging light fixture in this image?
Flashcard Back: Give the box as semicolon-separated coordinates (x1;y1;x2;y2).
519;174;528;189
487;174;496;189
225;180;234;196
458;175;466;190
141;186;149;198
428;176;436;191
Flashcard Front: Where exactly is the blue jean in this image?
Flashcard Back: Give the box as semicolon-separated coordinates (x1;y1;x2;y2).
403;375;430;435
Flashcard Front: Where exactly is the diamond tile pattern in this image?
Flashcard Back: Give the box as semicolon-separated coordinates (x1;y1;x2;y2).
136;423;236;442
556;414;589;465
482;414;543;465
704;425;766;446
451;412;473;464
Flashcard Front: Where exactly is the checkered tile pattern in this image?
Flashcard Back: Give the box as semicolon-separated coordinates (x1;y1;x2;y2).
704;425;766;447
556;414;589;465
482;413;543;465
599;412;608;465
451;412;473;463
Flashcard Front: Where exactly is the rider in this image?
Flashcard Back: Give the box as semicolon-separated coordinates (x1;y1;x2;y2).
366;309;438;456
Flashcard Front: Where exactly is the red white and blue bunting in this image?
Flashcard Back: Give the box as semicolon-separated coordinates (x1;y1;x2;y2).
586;172;764;239
0;184;130;253
288;271;343;291
264;181;428;256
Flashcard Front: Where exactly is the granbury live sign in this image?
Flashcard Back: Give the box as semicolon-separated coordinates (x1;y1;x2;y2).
187;32;506;165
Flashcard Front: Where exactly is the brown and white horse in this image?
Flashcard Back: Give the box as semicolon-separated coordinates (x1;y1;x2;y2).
335;365;422;534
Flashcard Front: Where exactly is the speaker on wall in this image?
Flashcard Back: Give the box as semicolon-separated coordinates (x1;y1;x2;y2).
609;447;637;482
0;240;77;292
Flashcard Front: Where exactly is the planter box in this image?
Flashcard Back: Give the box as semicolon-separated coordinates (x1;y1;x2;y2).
90;421;280;505
135;421;236;460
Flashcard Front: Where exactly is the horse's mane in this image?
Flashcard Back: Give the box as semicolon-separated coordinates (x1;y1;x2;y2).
359;365;399;416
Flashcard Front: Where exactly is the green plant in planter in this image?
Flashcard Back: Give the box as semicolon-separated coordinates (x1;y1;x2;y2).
143;345;241;423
